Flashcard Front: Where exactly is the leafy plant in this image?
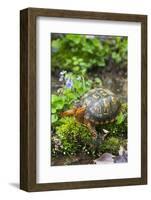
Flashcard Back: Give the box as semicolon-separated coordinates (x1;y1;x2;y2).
111;36;128;65
51;34;128;74
52;34;106;73
51;71;92;124
51;94;65;123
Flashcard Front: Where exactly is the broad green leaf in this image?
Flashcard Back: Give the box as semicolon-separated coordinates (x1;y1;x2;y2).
51;114;58;123
73;66;80;72
55;102;64;110
116;112;124;125
51;94;59;103
51;108;56;113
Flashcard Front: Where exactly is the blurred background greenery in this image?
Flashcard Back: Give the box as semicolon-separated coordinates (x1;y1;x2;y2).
51;34;127;74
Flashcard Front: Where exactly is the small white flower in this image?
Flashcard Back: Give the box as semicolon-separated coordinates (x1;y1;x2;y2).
102;129;109;134
60;70;67;75
119;146;124;156
59;76;64;81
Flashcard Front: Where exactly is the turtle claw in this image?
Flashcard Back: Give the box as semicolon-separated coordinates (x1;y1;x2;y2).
91;131;99;142
92;132;97;139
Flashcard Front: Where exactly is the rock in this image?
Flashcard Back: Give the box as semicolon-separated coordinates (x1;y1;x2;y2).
114;146;128;163
114;153;127;163
93;153;114;164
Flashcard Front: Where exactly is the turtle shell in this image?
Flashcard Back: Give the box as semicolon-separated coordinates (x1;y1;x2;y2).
81;88;120;124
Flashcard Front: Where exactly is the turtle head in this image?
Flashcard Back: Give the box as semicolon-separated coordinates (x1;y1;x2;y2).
75;107;86;116
61;106;86;123
60;100;80;117
60;108;77;117
60;99;85;122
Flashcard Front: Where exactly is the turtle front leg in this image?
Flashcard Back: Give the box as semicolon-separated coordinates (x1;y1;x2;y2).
84;120;97;139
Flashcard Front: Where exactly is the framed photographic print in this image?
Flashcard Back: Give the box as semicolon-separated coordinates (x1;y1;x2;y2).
20;8;147;191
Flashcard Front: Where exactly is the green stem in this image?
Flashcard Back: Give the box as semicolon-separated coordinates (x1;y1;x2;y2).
82;76;85;92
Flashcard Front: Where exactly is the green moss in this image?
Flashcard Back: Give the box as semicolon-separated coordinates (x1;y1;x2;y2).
52;117;93;156
100;137;121;155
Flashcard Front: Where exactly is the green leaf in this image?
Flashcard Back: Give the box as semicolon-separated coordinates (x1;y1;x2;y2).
52;94;59;103
52;101;64;110
56;102;64;110
51;114;58;123
66;93;76;100
112;52;122;63
51;108;56;113
116;112;124;124
73;66;80;72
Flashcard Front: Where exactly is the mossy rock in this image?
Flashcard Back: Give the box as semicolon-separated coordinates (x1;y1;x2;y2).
52;117;94;156
100;137;121;155
51;103;127;157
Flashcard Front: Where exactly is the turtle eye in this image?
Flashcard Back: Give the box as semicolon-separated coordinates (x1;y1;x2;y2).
76;107;86;114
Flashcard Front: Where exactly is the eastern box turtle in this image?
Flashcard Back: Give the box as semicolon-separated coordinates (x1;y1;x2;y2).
61;88;120;137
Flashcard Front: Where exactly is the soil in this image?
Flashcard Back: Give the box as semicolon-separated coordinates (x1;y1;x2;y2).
88;62;127;102
51;154;94;166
